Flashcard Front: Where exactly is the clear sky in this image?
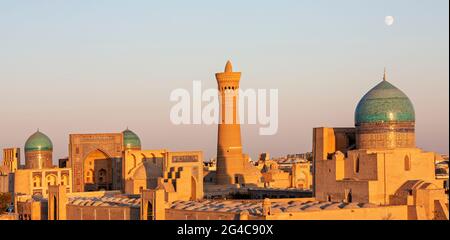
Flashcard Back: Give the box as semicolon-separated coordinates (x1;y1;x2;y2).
0;0;448;163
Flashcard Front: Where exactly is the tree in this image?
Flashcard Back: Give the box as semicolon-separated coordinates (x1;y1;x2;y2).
0;193;12;213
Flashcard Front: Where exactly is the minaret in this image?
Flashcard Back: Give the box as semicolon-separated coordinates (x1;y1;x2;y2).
215;60;245;185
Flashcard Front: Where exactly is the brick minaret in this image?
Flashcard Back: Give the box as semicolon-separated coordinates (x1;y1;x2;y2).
215;61;245;185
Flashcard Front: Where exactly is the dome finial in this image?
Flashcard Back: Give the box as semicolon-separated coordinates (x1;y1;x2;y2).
383;67;387;81
225;60;233;73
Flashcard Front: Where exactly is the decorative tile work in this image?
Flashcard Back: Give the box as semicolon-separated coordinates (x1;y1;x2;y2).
355;81;415;124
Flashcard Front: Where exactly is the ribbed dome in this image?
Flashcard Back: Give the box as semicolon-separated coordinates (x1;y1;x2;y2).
123;128;141;150
355;80;415;125
24;130;53;152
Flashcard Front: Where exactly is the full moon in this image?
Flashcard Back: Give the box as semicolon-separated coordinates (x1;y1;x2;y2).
385;16;395;26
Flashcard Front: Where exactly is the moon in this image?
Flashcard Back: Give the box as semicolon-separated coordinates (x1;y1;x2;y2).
385;16;395;26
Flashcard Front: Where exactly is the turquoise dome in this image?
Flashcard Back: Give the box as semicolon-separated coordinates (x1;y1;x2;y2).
25;131;53;152
123;129;141;150
355;80;415;125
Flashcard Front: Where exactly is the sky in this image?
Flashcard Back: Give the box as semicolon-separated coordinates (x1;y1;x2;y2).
0;0;448;163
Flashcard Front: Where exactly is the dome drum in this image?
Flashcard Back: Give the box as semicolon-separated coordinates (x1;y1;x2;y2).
25;151;53;169
356;121;415;134
356;122;416;149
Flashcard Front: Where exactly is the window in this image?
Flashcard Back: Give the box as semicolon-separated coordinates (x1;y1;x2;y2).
98;169;107;183
85;170;94;183
404;155;411;171
354;156;360;173
346;191;353;203
46;175;57;186
61;175;69;186
33;176;42;188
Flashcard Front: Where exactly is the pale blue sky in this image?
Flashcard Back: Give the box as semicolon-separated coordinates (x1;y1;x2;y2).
0;0;448;162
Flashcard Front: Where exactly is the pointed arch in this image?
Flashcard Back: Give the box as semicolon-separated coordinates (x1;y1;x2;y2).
46;174;57;186
83;149;112;191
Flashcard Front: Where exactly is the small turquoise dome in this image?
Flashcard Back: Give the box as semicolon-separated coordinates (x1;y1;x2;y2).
355;79;415;125
123;128;141;150
25;130;53;152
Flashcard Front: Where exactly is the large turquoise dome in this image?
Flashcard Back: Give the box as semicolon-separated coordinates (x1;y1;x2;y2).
355;79;415;125
123;128;141;150
24;130;53;152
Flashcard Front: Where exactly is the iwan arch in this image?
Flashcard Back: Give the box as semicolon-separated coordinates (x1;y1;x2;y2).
68;133;124;192
82;149;114;191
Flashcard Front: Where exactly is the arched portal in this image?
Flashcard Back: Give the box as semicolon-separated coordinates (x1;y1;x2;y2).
83;150;113;191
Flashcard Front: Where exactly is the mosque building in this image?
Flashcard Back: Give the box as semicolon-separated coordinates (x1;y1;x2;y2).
312;71;448;217
7;130;73;206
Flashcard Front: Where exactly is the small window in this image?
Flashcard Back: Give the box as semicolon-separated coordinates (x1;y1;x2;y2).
404;155;411;171
46;175;57;186
354;157;360;173
33;176;42;188
61;175;69;186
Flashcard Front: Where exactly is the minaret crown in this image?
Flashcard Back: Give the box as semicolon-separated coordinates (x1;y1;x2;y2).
225;60;233;73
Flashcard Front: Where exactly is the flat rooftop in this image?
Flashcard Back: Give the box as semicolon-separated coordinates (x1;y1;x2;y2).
169;199;378;215
67;196;141;208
